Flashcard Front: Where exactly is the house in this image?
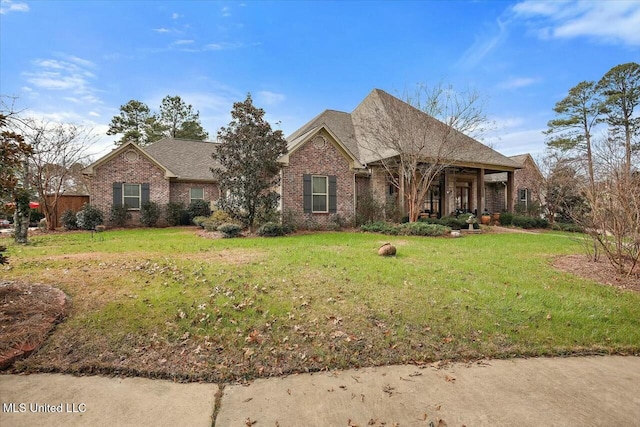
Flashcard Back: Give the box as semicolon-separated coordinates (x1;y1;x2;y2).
279;89;522;225
85;89;538;227
82;138;219;224
485;154;545;214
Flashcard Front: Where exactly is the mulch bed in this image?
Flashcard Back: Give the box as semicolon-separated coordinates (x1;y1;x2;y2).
553;254;640;293
0;281;68;369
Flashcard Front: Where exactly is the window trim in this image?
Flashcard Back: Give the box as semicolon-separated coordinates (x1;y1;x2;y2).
519;188;528;202
190;187;204;204
311;175;329;213
123;183;141;210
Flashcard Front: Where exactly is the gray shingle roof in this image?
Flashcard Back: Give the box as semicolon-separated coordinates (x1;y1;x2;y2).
144;138;220;181
287;89;520;171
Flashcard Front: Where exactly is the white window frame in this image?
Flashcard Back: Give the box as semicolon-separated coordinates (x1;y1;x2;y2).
123;183;141;210
312;175;329;213
190;187;204;204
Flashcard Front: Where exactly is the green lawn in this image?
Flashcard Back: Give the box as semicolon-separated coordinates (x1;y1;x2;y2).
3;228;639;381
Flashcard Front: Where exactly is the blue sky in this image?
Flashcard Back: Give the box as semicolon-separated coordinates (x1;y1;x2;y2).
1;0;638;159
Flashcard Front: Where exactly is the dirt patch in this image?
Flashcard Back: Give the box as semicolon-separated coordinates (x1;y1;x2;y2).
553;254;640;293
0;281;68;369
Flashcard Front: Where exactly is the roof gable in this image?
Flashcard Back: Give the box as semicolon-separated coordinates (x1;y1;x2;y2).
82;141;176;178
281;124;364;169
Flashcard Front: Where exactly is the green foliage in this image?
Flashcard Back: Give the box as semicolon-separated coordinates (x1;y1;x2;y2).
61;209;78;230
551;222;584;233
217;223;243;238
257;222;286;237
356;191;385;225
419;215;479;230
187;199;211;220
192;216;208;228
109;204;131;227
76;203;104;230
0;245;7;265
281;209;301;234
140;201;161;227
211;94;288;230
200;209;235;232
361;221;450;236
165;202;188;226
107;100;162;146
499;212;514;226
159;95;208;140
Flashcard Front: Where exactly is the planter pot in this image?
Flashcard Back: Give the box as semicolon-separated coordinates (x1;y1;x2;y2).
492;212;501;226
480;215;491;225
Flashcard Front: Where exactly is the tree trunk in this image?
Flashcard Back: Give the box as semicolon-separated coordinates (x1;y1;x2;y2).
13;202;30;244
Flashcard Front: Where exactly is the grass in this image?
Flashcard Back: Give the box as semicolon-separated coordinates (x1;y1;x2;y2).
2;227;639;382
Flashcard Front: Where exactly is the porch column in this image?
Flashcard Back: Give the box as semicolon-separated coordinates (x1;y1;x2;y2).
507;171;515;213
476;168;485;214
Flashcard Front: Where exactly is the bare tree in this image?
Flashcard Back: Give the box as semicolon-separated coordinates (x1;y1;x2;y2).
354;84;491;222
21;120;96;230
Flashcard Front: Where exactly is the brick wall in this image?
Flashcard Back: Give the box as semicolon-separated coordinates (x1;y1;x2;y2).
514;157;544;206
281;130;356;227
89;148;170;223
169;182;219;205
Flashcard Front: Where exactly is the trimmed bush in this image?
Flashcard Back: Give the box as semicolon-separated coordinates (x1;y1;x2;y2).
398;222;451;236
187;200;211;220
257;222;285;237
361;221;451;237
218;223;242;238
192;216;208;228
140;201;161;227
499;212;514;226
109;204;131;227
552;222;584;233
76;203;104;230
165;202;189;226
61;209;78;230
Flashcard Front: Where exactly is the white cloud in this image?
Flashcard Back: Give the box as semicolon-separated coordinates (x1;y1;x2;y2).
0;0;29;14
153;28;171;33
457;18;509;68
204;41;243;51
172;39;195;45
171;12;181;20
513;0;640;46
88;111;100;117
485;127;547;156
221;6;231;17
498;77;539;89
257;90;285;106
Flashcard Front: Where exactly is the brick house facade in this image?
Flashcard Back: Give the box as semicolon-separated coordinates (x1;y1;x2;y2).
485;154;544;213
83;139;219;225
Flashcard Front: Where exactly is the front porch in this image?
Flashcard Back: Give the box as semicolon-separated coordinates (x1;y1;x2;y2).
367;165;517;220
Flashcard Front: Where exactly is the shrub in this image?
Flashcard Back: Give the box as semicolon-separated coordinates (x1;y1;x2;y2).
76;203;104;230
109;204;131;227
192;216;208;228
165;202;189;226
328;214;352;230
356;191;384;225
140;201;161;227
218;223;242;238
398;222;451;236
552;222;584;233
281;208;301;233
187;200;211;220
257;222;286;237
500;212;514;226
361;221;450;236
61;209;78;230
209;209;234;227
0;245;8;265
360;221;399;235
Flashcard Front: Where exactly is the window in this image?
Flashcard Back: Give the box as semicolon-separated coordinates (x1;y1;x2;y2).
312;176;328;213
190;188;204;204
519;188;528;203
456;185;470;212
123;183;141;209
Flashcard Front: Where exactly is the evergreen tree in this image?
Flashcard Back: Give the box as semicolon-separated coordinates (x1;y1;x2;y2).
211;94;287;231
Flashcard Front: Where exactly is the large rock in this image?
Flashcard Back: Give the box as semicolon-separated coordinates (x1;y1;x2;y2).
378;243;396;256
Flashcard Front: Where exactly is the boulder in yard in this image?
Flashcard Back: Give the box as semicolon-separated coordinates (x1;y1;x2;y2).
378;243;396;256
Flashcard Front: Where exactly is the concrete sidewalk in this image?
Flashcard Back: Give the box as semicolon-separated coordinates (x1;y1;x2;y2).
1;356;639;427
